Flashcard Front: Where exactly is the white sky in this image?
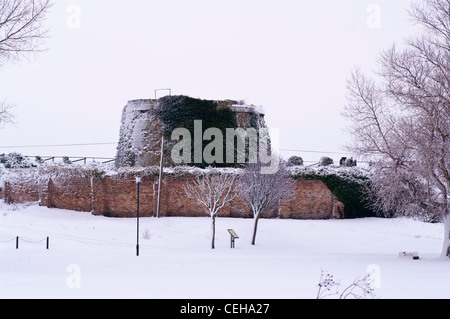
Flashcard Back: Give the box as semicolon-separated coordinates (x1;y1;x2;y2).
0;0;416;164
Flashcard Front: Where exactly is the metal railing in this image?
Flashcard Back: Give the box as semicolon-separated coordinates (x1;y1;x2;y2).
23;156;115;164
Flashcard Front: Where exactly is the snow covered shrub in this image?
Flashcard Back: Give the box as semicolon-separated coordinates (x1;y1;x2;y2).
339;157;357;167
412;210;440;224
319;156;333;166
34;156;44;165
142;226;152;240
116;150;136;168
62;156;72;165
38;163;108;180
0;165;4;193
287;156;303;166
0;153;34;168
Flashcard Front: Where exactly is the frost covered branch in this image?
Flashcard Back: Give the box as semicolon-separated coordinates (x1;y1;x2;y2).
0;99;14;126
239;157;295;245
316;268;339;299
316;269;377;299
343;0;450;257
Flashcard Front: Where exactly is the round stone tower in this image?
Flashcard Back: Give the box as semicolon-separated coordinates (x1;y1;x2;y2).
115;96;266;167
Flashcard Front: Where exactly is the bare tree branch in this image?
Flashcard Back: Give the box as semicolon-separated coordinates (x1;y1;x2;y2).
0;99;15;126
0;0;53;64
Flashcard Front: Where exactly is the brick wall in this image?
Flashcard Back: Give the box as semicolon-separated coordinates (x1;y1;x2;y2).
2;172;344;219
3;174;42;204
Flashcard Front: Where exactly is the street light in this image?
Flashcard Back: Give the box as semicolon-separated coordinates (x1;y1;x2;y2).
135;176;141;256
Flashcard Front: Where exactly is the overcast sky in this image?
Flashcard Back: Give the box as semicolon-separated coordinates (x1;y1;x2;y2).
0;0;416;164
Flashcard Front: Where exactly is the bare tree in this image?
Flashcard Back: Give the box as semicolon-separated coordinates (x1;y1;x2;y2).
0;0;53;127
183;169;238;249
343;0;450;257
0;0;52;63
239;157;295;245
0;99;14;126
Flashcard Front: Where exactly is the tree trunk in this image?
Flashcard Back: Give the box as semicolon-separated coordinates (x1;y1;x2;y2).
441;214;450;258
211;214;216;249
251;214;260;246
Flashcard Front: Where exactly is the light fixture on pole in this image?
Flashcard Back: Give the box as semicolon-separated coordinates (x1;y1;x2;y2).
135;176;141;256
154;88;172;99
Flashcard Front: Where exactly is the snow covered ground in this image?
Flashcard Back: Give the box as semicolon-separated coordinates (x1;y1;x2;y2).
0;202;449;299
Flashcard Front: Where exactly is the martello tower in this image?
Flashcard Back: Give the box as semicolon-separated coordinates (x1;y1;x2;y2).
115;96;267;168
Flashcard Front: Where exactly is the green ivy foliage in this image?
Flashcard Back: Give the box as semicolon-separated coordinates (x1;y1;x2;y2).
157;96;237;137
320;173;375;219
155;95;239;168
292;167;377;219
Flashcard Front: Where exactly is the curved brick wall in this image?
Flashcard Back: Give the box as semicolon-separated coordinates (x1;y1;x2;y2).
2;172;344;219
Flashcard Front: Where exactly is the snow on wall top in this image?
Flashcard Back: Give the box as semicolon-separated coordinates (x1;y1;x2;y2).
1;162;372;186
229;104;265;115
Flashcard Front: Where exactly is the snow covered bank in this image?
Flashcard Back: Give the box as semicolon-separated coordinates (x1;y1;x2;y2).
0;203;448;299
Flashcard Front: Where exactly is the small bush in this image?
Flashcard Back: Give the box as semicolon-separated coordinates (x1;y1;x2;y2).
339;157;357;167
35;156;44;164
0;153;34;168
142;226;152;240
62;156;72;165
319;156;334;166
287;156;304;166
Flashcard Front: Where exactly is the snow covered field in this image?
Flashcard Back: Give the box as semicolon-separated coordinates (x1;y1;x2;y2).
1;202;449;299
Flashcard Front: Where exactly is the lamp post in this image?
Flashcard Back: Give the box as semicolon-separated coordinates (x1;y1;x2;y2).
135;176;141;256
156;136;164;218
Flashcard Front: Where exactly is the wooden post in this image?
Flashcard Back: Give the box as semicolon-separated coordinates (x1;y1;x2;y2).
16;236;19;249
46;237;49;249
